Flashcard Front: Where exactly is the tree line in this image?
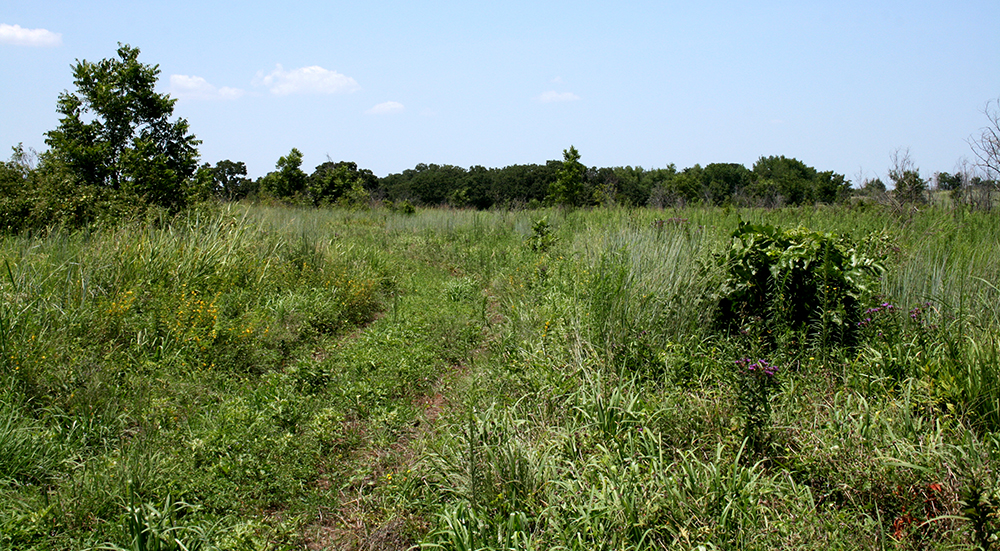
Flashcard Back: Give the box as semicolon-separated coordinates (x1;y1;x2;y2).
167;144;857;210
2;44;999;233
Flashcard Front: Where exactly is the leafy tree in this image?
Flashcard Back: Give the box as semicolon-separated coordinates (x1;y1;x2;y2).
935;172;962;191
751;156;816;205
860;177;886;197
0;145;34;232
491;162;558;208
210;160;255;201
814;170;850;204
378;163;466;205
749;156;847;206
703;163;752;205
589;166;620;206
613;166;654;206
410;164;467;205
672;164;704;205
464;165;493;209
260;148;307;200
645;164;680;208
44;44;200;212
549;145;584;207
308;161;373;206
0;146;102;232
188;163;215;204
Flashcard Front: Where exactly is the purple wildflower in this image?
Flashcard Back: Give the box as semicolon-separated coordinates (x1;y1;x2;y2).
738;358;777;378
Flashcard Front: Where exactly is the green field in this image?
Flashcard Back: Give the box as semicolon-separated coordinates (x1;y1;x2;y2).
3;203;1000;550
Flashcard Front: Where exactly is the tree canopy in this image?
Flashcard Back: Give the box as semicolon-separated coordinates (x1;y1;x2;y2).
259;148;308;200
308;160;376;206
44;43;200;211
549;145;585;207
210;160;255;201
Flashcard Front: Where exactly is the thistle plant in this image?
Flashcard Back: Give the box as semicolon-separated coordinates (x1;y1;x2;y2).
735;358;779;455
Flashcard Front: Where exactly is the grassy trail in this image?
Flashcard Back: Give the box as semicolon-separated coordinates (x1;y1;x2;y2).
298;239;488;550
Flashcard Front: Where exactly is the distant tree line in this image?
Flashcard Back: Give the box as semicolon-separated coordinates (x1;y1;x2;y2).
213;149;853;211
2;44;999;233
366;153;852;210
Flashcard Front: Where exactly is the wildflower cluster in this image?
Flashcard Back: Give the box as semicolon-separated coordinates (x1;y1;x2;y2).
906;302;941;349
170;287;221;350
909;302;932;324
331;274;381;327
736;357;778;378
857;302;895;328
736;357;781;455
855;300;938;348
106;289;137;316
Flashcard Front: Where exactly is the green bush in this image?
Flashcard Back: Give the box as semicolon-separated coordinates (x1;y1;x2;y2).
713;221;882;347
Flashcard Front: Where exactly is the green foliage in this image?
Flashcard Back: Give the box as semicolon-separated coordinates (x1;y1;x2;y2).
525;217;556;252
0;145;35;232
936;171;964;192
369;156;857;210
891;169;928;205
714;221;882;347
95;494;216;551
734;358;780;455
750;155;850;206
307;160;372;207
703;162;752;206
44;44;200;212
207;160;254;201
259;148;307;200
0;383;61;486
548;145;584;207
887;150;928;205
957;481;999;551
860;177;887;198
5;204;1000;550
389;199;417;215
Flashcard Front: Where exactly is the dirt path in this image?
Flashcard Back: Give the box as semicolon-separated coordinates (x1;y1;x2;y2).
300;264;497;550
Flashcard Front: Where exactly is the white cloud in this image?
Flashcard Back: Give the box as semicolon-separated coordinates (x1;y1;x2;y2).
537;90;581;103
254;64;359;96
0;24;62;47
169;75;245;100
366;101;404;115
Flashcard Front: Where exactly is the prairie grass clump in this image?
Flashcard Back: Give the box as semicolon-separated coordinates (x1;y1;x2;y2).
0;382;61;486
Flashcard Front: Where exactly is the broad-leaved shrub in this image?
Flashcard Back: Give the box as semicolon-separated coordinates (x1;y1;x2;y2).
713;221;882;347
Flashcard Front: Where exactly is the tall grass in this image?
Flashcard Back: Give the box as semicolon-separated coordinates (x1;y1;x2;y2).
4;203;1000;549
0;204;449;549
415;204;997;549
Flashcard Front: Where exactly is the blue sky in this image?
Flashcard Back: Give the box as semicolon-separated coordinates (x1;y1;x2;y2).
3;1;999;182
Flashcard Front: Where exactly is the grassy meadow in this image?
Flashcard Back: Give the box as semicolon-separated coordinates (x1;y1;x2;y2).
2;203;1000;550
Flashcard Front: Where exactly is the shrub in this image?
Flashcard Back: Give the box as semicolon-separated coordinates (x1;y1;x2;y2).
526;217;556;252
713;221;882;348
